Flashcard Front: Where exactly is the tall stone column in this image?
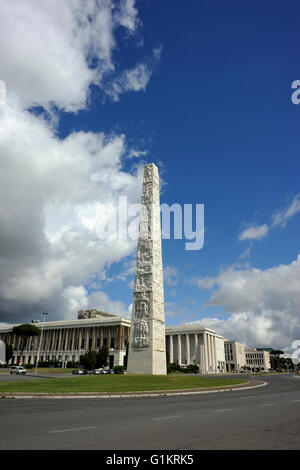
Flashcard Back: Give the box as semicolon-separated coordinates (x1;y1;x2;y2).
205;334;210;372
169;335;173;364
127;163;166;375
177;334;182;366
212;336;217;372
209;335;213;372
186;334;190;365
193;333;198;364
199;343;204;372
210;335;214;372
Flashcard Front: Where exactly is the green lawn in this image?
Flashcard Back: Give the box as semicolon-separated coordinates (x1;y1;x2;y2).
0;375;247;394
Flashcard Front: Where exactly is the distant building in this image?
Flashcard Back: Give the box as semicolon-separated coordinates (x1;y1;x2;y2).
77;309;118;320
245;348;271;371
224;340;246;372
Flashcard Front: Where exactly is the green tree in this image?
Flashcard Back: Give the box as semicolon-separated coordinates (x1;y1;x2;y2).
5;343;13;364
270;350;284;370
80;349;97;370
12;323;41;365
96;345;109;368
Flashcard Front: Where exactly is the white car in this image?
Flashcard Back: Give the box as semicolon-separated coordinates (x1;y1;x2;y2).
10;366;27;375
72;369;84;375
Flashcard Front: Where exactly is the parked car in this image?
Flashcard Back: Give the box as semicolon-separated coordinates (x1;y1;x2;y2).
92;369;102;375
10;366;26;375
99;369;108;374
72;369;84;375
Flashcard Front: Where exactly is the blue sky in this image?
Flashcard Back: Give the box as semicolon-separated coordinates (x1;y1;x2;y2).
0;0;299;352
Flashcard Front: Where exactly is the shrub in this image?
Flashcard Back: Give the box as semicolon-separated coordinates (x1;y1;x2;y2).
113;365;124;374
66;361;80;368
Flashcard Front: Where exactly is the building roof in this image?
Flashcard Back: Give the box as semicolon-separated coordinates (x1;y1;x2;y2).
165;324;220;336
0;316;131;332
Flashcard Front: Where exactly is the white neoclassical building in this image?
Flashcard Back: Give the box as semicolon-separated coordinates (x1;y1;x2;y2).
0;311;227;372
165;325;226;373
0;310;131;369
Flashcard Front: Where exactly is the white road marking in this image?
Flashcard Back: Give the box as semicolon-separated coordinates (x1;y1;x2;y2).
49;425;98;434
291;399;300;403
213;408;233;412
153;415;182;421
259;403;275;407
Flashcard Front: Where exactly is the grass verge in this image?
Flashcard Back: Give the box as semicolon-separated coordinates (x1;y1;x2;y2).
0;375;247;394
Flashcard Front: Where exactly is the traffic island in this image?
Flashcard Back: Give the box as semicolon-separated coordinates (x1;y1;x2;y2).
0;375;267;398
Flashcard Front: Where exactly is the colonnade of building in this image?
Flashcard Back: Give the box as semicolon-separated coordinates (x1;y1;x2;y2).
0;318;131;368
166;327;226;373
0;317;228;372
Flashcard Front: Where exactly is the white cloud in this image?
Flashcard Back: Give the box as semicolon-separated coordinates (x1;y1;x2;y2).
0;81;5;105
238;195;300;245
271;194;300;228
0;1;161;325
87;291;129;317
0;98;144;323
104;46;162;102
164;266;179;286
239;224;268;241
191;255;300;350
0;0;148;111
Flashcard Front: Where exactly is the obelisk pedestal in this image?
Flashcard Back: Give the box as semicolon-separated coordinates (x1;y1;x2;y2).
127;163;166;375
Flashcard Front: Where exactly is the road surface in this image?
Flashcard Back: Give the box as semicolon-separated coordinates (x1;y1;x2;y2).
0;373;299;449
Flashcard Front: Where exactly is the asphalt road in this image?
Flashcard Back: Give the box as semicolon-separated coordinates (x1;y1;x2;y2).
0;373;299;450
0;371;73;381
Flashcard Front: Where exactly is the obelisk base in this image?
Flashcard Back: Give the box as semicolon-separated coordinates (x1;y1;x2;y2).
127;349;167;375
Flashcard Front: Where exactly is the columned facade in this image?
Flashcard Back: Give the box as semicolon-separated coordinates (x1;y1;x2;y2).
0;318;227;373
165;325;226;373
0;317;131;367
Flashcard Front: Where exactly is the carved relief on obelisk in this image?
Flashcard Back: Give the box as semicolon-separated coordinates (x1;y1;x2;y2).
127;163;166;374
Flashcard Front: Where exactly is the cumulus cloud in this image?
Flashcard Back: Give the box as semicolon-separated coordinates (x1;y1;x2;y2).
0;98;144;323
239;224;268;241
0;1;162;325
191;255;300;351
0;0;154;111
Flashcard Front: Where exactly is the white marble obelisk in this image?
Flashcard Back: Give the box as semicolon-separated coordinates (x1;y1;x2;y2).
127;163;166;375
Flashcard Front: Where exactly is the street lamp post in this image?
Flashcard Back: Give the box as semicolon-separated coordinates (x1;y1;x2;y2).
35;312;48;376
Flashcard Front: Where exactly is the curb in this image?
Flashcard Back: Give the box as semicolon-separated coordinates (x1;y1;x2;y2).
0;380;267;399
